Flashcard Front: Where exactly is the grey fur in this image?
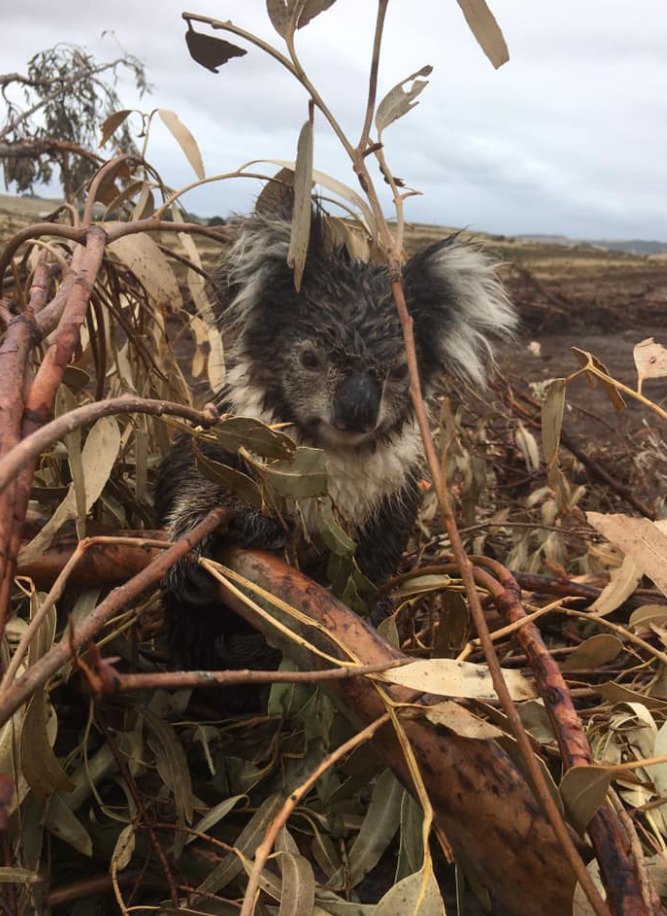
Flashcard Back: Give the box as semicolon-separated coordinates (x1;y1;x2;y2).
155;209;516;671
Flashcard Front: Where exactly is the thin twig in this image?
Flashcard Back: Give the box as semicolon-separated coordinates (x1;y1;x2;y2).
357;0;389;151
0;396;219;495
0;508;230;727
240;713;390;916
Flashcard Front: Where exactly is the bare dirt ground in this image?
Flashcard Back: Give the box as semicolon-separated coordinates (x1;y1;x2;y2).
403;221;667;452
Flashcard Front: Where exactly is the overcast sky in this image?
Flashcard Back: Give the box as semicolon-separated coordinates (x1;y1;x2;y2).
4;1;667;241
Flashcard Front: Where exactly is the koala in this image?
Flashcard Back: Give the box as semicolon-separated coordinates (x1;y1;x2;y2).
154;206;515;672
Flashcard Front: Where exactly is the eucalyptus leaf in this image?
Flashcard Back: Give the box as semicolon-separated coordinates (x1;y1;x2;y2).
560;765;614;834
287;118;314;290
185;23;247;73
99;109;133;147
379;658;535;701
455;0;509;69
214;416;295;459
21;692;74;798
278;852;316;915
159;108;205;180
262;446;328;499
195;450;262;508
375;65;433;137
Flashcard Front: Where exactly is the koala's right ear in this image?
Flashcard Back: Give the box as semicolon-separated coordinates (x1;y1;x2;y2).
254;167;295;218
402;236;516;388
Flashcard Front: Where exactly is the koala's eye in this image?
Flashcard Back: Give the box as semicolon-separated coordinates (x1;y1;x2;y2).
389;363;409;382
299;346;321;371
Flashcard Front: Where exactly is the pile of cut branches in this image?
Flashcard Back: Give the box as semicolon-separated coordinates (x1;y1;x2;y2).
0;4;666;915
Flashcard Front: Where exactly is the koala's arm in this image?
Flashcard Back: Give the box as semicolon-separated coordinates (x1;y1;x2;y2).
154;434;287;605
353;468;422;586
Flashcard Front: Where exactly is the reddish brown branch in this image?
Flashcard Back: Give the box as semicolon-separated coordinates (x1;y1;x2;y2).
0;218;226;280
0;397;219;494
0;508;230;727
0;228;107;638
218;547;583;915
472;556;661;915
91;658;409;695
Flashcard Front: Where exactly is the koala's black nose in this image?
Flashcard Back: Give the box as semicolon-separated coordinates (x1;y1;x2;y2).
331;371;380;433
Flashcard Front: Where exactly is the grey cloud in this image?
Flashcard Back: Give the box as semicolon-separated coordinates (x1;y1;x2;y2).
2;0;666;240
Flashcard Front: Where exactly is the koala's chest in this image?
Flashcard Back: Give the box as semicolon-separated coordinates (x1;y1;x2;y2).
307;425;422;532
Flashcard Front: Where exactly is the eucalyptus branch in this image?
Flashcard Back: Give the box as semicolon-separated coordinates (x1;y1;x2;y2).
82;153;140;227
0;58;133;141
0;396;219;495
569;362;667;423
240;712;391;916
358;0;389;151
0;218;227;279
153;169;281;219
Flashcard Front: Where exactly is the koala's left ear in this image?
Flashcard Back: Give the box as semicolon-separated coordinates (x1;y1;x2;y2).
402;236;517;387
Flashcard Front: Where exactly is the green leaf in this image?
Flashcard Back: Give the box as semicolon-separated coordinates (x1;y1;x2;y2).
262;447;328;499
213;416;295;459
21;692;74;798
278;852;316;915
186;795;246;846
331;769;402;889
396;791;424;882
317;501;356;556
45;793;92;857
142;707;193;857
195;450;262;508
194;795;283;900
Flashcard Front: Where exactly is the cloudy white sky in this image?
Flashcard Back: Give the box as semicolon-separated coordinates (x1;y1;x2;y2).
3;1;667;240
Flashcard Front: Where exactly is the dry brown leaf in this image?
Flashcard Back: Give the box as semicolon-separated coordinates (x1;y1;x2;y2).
590;553;643;617
425;700;504;739
99;109;133;147
560;765;614;834
588;513;667;598
561;635;624;672
378;659;535;701
455;0;509;69
107;229;183;310
375;65;433;138
158;108;205;180
634;337;667;393
287;119;314;291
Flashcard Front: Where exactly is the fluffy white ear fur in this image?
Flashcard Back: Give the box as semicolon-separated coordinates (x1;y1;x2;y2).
427;242;517;387
216;215;516;388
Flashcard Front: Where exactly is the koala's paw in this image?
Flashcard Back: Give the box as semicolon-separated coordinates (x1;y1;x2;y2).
368;595;394;627
228;508;289;552
163;534;221;607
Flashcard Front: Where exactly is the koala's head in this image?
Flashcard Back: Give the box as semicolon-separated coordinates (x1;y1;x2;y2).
213;210;516;451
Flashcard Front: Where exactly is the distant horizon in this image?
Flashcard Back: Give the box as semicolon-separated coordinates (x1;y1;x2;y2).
4;190;666;249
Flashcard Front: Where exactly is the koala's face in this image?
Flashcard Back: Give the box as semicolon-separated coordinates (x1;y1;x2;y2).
218;210;516;450
236;258;415;450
